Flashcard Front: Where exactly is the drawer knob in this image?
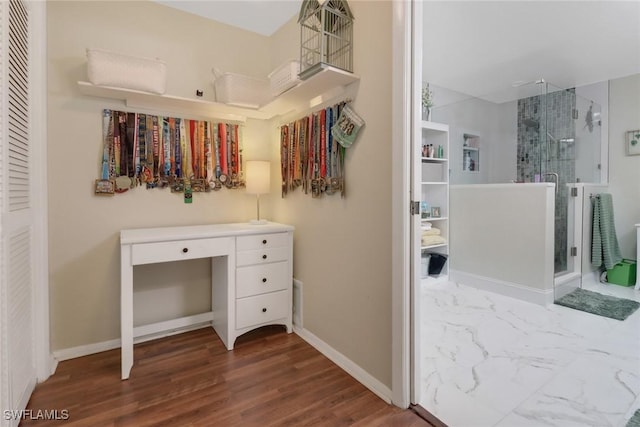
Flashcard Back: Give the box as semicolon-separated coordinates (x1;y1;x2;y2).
262;254;267;260
262;277;267;283
262;308;267;313
262;239;267;244
182;248;189;253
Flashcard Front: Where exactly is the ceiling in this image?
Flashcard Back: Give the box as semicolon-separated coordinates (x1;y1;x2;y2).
154;0;301;36
423;1;640;102
154;1;639;102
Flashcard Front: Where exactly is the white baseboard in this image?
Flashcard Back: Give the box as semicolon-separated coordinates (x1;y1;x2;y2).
293;326;391;404
581;270;602;288
48;354;58;378
554;272;581;299
450;270;554;305
53;322;212;362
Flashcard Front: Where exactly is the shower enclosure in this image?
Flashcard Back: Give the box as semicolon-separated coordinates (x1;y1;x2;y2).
517;81;602;281
432;80;602;297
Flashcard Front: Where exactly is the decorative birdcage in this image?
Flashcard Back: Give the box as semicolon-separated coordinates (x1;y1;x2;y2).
298;0;354;79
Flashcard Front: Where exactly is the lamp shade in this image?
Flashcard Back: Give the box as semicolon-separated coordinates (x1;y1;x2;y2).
245;161;270;195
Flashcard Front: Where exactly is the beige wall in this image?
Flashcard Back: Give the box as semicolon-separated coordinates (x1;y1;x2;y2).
49;0;395;390
47;1;274;350
270;2;393;387
608;74;640;259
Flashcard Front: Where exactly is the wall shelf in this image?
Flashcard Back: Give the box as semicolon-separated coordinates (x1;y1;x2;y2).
421;243;448;250
77;65;359;122
419;120;449;279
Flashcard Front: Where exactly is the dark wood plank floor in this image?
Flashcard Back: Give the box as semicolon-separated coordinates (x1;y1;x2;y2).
23;327;432;426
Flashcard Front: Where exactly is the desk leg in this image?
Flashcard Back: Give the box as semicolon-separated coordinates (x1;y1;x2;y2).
121;245;133;380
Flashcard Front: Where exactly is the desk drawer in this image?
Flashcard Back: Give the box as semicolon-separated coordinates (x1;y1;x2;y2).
236;232;289;251
131;237;232;265
236;290;288;330
236;246;288;267
237;262;288;298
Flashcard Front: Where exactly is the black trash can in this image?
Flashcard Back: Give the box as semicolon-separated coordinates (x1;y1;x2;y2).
427;253;448;275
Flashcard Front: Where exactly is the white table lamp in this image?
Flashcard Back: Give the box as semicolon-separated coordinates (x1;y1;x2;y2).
245;160;270;225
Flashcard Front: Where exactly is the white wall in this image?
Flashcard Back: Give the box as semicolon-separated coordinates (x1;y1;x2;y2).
431;85;517;184
450;184;555;303
492;101;518;183
608;74;640;259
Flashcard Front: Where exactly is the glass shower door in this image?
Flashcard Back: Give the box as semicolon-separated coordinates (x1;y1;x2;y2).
544;84;602;299
542;83;577;276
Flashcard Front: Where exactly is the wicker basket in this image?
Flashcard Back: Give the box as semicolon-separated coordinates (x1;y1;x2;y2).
268;60;301;96
212;69;271;108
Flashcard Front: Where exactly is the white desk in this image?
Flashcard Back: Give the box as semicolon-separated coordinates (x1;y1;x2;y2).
120;222;294;379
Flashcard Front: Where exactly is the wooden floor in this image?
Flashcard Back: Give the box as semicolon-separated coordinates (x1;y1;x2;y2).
24;327;432;426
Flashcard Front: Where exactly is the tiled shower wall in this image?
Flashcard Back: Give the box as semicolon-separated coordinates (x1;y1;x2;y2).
517;89;576;273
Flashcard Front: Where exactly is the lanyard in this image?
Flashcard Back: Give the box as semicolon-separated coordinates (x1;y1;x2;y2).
101;109;111;180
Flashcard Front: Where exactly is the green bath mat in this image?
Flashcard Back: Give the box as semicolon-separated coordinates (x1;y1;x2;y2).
555;288;640;321
626;409;640;427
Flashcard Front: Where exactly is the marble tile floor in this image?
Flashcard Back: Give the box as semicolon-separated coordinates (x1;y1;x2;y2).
418;279;640;427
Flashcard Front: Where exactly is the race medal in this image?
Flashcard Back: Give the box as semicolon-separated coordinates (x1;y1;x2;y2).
184;185;193;204
191;178;205;192
330;177;340;192
311;179;320;198
94;179;115;196
115;175;132;193
219;174;228;184
171;178;184;193
213;180;222;191
318;177;326;193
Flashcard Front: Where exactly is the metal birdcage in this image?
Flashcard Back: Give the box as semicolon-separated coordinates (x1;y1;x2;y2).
298;0;354;79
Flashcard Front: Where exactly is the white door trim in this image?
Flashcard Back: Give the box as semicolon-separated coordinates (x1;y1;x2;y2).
390;0;413;409
29;0;51;381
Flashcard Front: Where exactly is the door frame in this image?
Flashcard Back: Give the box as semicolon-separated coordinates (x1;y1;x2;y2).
30;0;52;381
391;0;419;408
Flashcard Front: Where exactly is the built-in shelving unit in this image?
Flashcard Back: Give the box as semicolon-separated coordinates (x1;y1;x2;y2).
463;133;480;172
419;121;449;279
78;65;359;122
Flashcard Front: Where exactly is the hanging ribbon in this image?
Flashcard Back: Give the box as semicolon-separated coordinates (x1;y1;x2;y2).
97;109;244;198
279;100;362;199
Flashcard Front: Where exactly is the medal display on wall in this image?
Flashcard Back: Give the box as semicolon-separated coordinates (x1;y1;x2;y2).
279;100;363;199
94;109;245;204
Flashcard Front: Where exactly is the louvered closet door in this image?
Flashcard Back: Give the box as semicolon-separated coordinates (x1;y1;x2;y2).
1;0;36;422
